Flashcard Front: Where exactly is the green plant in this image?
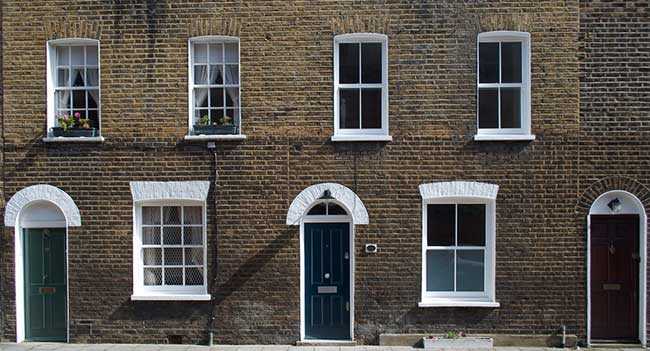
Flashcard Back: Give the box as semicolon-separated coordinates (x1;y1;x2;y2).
57;112;92;131
199;114;210;125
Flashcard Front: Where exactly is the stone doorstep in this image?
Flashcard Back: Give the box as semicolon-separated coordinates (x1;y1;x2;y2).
295;340;358;346
378;333;579;348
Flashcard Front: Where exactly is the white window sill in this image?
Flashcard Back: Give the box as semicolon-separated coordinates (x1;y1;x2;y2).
43;136;105;143
331;135;393;142
473;134;536;141
184;134;247;141
418;299;500;308
131;293;211;301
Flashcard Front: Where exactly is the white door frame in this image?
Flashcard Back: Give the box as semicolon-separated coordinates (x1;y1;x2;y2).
300;213;354;341
587;190;646;346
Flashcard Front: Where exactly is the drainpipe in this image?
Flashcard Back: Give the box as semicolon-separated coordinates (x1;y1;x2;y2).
207;142;218;346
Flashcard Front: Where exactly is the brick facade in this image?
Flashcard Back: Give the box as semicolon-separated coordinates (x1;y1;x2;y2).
0;0;645;346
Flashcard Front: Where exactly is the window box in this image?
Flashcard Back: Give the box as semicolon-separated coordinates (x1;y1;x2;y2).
51;127;97;138
192;124;237;135
423;336;493;349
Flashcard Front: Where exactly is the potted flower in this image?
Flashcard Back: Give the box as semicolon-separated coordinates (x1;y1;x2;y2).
422;332;493;349
193;113;237;135
51;112;97;137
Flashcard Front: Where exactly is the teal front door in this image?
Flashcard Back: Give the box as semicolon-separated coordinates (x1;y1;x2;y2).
304;223;351;340
24;228;67;341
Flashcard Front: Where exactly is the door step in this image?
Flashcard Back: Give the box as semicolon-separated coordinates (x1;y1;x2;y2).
296;340;357;346
591;341;643;348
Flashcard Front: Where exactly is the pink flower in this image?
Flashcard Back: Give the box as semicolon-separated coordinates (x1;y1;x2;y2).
74;112;81;118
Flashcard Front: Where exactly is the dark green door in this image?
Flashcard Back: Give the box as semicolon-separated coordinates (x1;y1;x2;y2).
304;223;350;340
24;228;67;341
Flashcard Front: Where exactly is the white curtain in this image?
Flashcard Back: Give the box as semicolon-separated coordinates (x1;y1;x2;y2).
194;65;209;123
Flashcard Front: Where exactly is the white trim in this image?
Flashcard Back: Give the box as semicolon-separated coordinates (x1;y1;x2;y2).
287;183;369;226
418;300;500;308
129;181;210;203
43;136;105;143
46;38;101;138
587;190;646;346
5;184;81;227
187;36;242;136
476;31;531;139
130;294;211;301
184;134;247;141
419;181;499;201
333;33;390;140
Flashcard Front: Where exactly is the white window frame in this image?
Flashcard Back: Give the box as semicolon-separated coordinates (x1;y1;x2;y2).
45;38;103;141
186;36;245;141
475;31;534;141
131;200;210;301
420;197;498;307
332;33;391;142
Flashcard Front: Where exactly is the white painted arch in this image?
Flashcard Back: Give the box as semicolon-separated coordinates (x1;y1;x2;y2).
587;190;647;346
5;184;81;228
419;181;499;200
286;182;369;225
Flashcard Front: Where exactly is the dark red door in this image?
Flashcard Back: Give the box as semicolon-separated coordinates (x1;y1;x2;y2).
590;215;639;341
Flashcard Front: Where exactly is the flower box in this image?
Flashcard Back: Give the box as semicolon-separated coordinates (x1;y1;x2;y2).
51;127;97;138
192;124;237;135
422;336;493;349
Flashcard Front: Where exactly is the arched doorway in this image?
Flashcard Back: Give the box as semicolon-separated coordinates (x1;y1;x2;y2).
286;183;368;342
588;190;646;345
4;184;81;343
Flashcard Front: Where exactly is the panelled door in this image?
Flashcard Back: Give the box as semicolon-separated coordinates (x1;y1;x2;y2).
590;215;639;341
24;228;67;341
304;223;350;340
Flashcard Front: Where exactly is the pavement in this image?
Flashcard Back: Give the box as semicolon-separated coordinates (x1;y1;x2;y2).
0;344;646;351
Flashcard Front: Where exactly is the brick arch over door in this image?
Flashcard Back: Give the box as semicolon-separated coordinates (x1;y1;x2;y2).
576;176;650;219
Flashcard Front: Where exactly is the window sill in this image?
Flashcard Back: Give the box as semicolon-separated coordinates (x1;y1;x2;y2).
473;134;535;141
42;136;105;143
184;134;247;141
131;293;211;301
418;299;500;308
331;135;393;142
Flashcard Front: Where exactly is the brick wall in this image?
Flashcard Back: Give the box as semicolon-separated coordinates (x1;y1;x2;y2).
0;0;593;345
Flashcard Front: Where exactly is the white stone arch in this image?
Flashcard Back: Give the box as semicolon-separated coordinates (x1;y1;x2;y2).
286;182;369;225
5;184;81;227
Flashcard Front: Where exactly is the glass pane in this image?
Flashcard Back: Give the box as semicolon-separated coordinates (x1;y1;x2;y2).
86;68;99;86
478;88;498;128
194;65;208;84
183;227;203;245
88;90;98;109
57;68;69;87
164;248;183;265
56;91;70;110
339;43;359;84
225;87;239;108
210;109;224;125
361;43;382;83
143;268;162;285
457;250;484;291
426;250;454;291
194;43;208;63
184;206;202;225
307;203;326;215
501;42;522;83
210;88;224;108
142;207;160;225
163;206;181;224
163;227;182;245
142;248;162;265
73;90;86;109
72;109;86;119
185;267;203;285
339;88;360;129
457;204;486;246
479;42;499;83
224;64;239;84
56;46;69;65
71;68;85;87
224;42;238;63
185;248;203;265
142;227;160;245
164;268;183;285
328;203;347;215
225;109;238;125
500;87;521;128
87;110;98;128
426;204;454;246
195;88;209;107
209;65;223;84
209;43;223;63
86;45;98;65
71;46;84;65
361;88;382;128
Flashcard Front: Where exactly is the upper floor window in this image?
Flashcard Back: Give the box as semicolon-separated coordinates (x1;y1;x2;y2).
333;33;390;142
476;31;533;141
46;39;101;139
188;36;241;137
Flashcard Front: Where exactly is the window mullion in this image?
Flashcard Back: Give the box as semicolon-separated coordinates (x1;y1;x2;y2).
181;206;186;286
454;204;458;292
223;44;227;116
358;43;362;129
498;42;502;129
160;206;165;286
